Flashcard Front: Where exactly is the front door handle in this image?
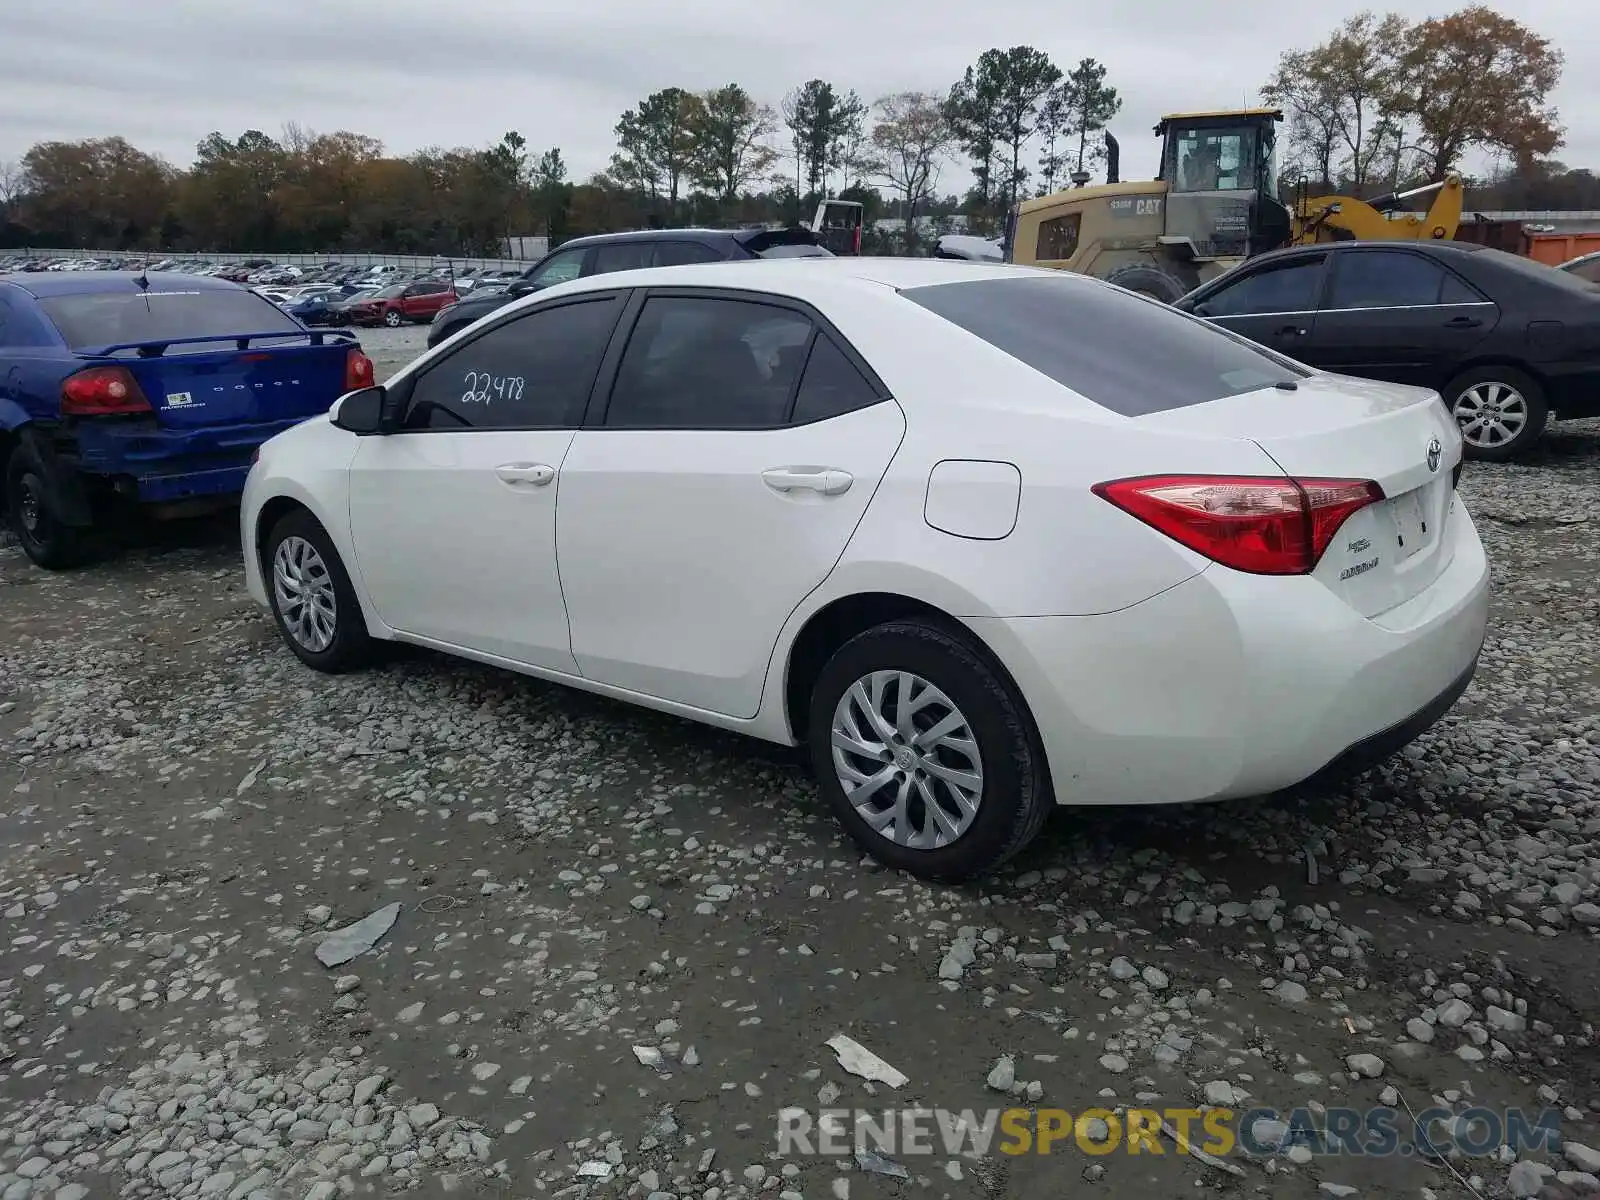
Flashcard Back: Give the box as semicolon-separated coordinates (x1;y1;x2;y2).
494;462;555;488
1444;315;1482;329
761;466;854;496
1273;324;1308;338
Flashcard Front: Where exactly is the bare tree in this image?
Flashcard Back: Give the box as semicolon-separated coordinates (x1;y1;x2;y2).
0;160;23;211
869;92;952;252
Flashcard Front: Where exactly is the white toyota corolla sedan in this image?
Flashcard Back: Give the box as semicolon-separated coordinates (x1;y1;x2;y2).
242;257;1489;881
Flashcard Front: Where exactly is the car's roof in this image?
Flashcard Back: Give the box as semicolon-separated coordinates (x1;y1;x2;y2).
1248;239;1482;266
537;256;1056;302
557;227;752;249
0;270;245;298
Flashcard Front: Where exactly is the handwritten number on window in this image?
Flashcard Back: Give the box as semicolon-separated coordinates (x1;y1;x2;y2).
460;372;526;406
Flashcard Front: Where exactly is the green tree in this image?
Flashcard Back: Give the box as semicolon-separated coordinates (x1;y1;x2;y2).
1055;58;1122;183
689;85;778;201
610;88;704;217
945;47;1062;218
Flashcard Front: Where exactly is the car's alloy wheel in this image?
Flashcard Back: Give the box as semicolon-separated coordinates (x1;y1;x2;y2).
1453;382;1529;450
384;309;403;327
830;671;985;849
1445;366;1548;462
272;535;337;653
808;619;1053;882
264;510;375;673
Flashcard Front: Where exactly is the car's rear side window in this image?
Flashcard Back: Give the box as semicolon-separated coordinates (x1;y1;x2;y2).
900;275;1306;416
39;288;303;350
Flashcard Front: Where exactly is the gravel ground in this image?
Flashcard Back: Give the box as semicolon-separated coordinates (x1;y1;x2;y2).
1;336;1599;1199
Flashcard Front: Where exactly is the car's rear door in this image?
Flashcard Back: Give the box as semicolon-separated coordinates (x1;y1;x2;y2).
556;288;905;718
1189;252;1329;362
1302;247;1498;387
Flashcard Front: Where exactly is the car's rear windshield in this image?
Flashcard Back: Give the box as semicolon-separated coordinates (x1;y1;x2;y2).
900;274;1307;416
39;288;304;350
1475;246;1600;295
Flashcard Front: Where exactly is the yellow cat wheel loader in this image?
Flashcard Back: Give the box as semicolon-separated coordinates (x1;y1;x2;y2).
1006;108;1463;302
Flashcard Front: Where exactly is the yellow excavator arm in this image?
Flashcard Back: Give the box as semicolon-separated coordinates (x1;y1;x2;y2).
1292;174;1463;246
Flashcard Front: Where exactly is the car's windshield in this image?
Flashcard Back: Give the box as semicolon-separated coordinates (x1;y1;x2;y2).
1480;247;1600;295
39;288;303;349
901;274;1306;416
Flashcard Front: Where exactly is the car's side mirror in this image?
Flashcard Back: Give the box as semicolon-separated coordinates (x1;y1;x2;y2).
1190;302;1213;317
331;386;389;435
506;279;540;298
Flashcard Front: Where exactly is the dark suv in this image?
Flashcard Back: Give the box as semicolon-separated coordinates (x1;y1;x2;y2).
426;226;832;347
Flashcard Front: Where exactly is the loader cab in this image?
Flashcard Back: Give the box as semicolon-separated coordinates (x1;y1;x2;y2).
1155;108;1292;260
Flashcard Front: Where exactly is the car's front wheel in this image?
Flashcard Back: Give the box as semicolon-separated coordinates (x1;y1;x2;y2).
807;619;1053;882
383;309;404;327
264;509;374;673
1445;365;1549;461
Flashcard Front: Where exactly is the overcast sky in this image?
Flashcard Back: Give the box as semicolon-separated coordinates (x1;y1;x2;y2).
1;0;1593;191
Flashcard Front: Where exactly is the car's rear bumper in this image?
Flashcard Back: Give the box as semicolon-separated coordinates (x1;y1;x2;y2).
74;417;318;502
967;495;1490;806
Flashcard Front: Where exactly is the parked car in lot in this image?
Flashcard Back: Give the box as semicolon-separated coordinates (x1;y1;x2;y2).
426;227;833;347
1559;251;1600;284
0;271;373;568
1172;240;1600;460
344;280;458;327
243;258;1487;881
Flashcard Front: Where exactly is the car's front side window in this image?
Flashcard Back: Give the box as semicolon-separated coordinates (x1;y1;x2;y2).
401;298;621;431
604;296;815;429
1199;256;1326;317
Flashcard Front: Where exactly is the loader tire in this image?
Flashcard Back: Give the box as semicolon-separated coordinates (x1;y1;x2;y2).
1102;264;1188;304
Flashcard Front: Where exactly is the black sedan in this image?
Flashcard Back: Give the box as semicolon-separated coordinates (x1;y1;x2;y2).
1172;240;1600;460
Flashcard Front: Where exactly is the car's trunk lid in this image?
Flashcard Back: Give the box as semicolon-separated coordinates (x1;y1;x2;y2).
1139;372;1463;618
111;341;351;428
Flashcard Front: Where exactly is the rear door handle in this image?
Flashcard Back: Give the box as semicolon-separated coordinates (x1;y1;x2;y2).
1273;324;1308;337
1444;315;1482;328
761;467;853;496
494;462;555;488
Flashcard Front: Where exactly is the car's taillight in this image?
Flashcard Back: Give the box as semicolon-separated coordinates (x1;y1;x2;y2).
60;366;151;416
344;349;374;391
1092;474;1385;576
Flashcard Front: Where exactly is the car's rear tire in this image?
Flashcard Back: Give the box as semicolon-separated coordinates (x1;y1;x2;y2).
383;309;404;328
4;445;92;570
807;619;1053;883
1445;365;1549;461
1102;264;1188;303
264;509;375;673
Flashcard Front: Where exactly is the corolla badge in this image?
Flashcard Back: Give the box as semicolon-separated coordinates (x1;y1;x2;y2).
1426;436;1442;472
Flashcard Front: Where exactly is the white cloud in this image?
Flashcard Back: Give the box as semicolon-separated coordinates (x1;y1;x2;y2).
0;0;1593;188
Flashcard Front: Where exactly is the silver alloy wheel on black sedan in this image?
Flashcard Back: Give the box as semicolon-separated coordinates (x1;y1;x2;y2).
1444;365;1549;462
1452;381;1529;451
272;535;338;653
830;670;985;849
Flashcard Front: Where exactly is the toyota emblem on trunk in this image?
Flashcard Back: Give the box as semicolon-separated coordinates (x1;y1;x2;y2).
1426;437;1442;472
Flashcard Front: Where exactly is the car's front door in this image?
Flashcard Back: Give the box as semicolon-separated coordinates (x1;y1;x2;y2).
1302;247;1499;387
346;292;626;671
557;289;906;718
1189;252;1329;361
